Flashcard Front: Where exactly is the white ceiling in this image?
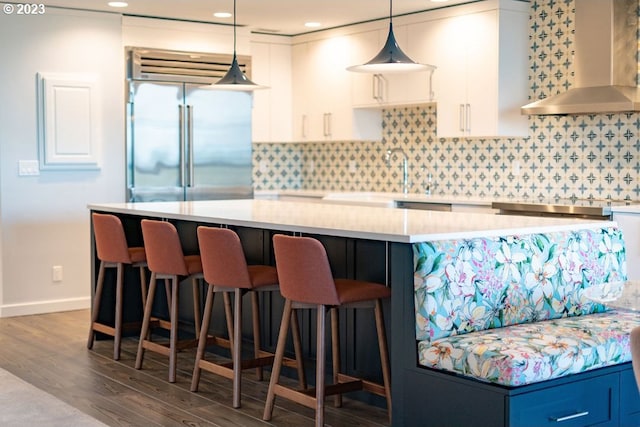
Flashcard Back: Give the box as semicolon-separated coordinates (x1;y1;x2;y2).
37;0;478;36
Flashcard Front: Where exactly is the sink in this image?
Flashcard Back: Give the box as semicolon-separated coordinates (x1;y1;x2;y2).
321;192;396;207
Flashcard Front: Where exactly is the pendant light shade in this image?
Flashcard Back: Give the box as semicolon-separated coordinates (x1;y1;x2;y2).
214;0;267;91
347;0;434;73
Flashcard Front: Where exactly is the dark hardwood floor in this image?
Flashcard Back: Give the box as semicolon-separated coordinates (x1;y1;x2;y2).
0;309;389;427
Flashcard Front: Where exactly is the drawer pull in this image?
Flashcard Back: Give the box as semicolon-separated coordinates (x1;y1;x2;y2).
550;411;589;422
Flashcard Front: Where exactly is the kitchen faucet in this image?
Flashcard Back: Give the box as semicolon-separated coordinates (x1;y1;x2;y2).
384;148;410;194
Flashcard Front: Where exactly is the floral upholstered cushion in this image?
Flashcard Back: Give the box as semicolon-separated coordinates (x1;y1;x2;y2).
417;309;640;386
414;227;626;342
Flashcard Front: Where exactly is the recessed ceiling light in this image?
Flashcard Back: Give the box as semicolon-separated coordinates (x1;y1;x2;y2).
214;12;232;18
304;22;322;28
107;1;128;7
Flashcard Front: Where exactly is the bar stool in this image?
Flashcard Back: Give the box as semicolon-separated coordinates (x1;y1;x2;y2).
264;234;392;426
87;212;147;360
191;226;306;408
135;219;204;383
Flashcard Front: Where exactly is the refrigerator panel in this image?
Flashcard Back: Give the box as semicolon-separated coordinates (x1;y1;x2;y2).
129;186;185;202
185;86;253;200
128;81;185;201
184;185;253;201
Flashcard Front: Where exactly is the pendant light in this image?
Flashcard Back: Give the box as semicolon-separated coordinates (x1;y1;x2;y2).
214;0;267;91
347;0;433;73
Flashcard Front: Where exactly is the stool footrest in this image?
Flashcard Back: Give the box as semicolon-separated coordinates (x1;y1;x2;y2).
91;323;115;337
141;337;198;355
273;379;363;410
336;373;386;397
91;321;144;337
219;355;275;370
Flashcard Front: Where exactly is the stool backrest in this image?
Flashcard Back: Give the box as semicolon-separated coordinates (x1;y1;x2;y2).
92;213;132;264
141;219;188;276
197;226;252;288
272;234;339;306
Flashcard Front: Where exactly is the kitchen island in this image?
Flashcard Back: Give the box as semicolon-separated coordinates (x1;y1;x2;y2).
87;199;622;426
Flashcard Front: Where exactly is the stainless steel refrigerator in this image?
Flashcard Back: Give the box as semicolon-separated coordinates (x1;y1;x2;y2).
126;80;253;202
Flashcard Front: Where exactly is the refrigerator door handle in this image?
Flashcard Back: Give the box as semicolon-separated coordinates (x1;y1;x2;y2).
186;104;194;187
179;104;186;187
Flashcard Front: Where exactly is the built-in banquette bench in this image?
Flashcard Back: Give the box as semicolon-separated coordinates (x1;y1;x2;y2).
407;226;640;427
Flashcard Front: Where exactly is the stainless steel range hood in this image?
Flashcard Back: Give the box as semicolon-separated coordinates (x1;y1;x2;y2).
521;0;640;115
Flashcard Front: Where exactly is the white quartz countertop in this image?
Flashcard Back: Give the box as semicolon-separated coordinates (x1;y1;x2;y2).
88;199;614;243
255;189;493;207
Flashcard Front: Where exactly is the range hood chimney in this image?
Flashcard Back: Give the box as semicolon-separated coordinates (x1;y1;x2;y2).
521;0;640;115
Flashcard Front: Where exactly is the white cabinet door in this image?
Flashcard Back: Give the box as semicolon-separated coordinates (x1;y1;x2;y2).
292;42;311;140
294;35;376;141
613;212;640;280
433;11;488;137
351;25;435;107
409;6;528;137
433;7;528;138
251;40;292;142
350;29;386;107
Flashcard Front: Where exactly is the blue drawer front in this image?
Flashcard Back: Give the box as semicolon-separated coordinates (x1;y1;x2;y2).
510;374;618;427
621;368;640;426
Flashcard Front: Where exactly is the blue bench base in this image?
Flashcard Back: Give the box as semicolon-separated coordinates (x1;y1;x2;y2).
399;362;640;427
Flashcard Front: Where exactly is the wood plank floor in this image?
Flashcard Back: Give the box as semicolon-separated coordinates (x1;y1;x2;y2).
0;309;390;427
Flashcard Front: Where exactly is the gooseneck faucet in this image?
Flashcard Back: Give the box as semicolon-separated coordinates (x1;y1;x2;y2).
384;148;409;194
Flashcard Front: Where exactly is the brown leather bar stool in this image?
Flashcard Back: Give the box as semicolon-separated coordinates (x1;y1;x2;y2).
191;226;306;408
264;234;392;426
135;219;204;383
88;212;147;360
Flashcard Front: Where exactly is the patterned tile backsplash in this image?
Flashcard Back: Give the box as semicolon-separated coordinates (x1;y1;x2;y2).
253;0;640;201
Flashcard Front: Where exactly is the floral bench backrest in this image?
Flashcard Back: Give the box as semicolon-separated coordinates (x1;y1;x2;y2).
413;227;626;342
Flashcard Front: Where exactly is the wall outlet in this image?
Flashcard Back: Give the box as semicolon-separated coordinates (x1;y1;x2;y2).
52;265;63;282
513;161;521;176
18;160;40;176
348;160;357;173
259;160;268;173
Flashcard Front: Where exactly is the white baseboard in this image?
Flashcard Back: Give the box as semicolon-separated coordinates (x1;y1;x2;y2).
0;297;90;318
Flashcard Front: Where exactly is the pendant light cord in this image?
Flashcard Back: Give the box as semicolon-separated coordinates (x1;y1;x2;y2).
389;0;393;24
233;0;237;55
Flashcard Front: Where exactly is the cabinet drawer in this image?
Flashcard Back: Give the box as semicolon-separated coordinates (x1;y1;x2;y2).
620;367;640;426
510;374;617;427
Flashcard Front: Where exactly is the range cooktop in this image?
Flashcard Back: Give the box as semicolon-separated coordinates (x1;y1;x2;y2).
491;198;634;219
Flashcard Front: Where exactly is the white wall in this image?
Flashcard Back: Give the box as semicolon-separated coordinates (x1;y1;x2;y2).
0;7;125;316
0;5;274;317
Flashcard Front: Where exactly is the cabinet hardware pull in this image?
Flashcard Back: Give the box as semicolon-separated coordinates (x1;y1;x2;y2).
302;114;307;139
372;74;379;100
324;112;332;137
459;104;465;132
465;103;471;132
550;411;589;422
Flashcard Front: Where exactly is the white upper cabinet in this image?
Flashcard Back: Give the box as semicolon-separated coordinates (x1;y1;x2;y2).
293;35;380;141
288;0;528;141
251;38;293;142
425;3;529;137
351;25;436;107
